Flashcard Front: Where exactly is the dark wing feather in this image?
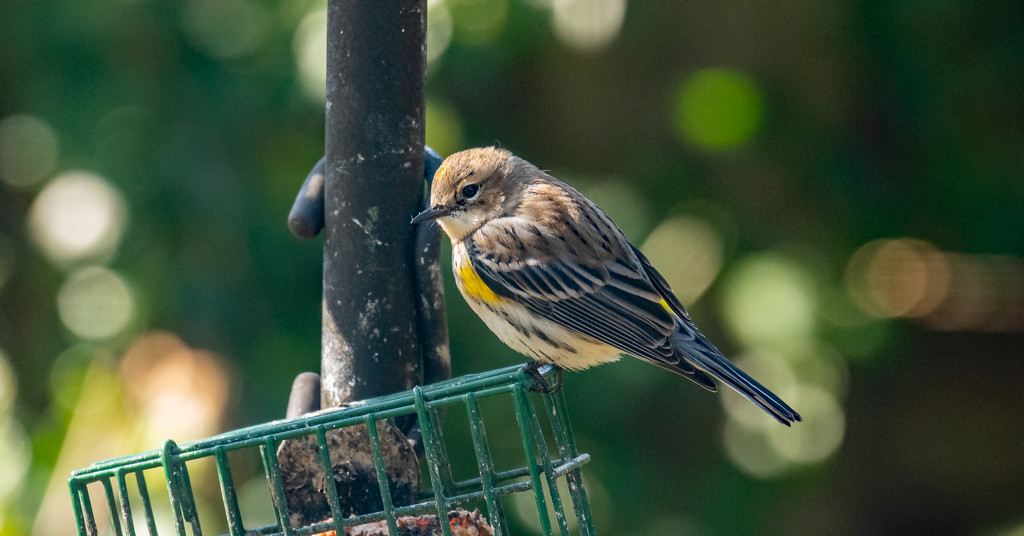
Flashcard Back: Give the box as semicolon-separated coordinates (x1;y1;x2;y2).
466;218;710;384
630;245;802;425
630;244;691;321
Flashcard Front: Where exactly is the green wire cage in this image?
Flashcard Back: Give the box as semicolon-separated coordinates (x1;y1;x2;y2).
69;365;596;536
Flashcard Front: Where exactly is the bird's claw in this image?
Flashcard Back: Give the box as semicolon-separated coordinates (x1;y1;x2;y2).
522;362;563;393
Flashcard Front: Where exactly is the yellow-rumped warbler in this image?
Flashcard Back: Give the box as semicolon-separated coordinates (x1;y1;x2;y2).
412;147;801;425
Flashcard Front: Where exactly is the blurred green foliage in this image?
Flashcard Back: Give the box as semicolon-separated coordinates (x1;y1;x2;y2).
1;0;1023;535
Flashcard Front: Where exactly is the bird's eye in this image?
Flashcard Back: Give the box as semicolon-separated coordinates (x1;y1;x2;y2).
460;183;480;200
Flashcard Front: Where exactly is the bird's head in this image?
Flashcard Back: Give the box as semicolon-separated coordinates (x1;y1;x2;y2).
411;146;524;240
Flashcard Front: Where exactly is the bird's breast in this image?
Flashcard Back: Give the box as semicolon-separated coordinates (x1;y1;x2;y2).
452;242;503;304
450;241;622;370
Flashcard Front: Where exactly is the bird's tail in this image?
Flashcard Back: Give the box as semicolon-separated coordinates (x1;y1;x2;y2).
670;320;802;426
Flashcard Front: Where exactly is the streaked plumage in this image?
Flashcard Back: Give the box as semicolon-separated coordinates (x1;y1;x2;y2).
412;147;801;425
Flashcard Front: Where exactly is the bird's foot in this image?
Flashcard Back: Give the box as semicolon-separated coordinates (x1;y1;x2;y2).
522;362;563;393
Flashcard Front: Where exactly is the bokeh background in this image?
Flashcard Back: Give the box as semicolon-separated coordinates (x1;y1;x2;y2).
1;0;1023;534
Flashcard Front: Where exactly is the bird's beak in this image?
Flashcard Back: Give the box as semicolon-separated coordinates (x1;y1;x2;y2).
411;205;453;224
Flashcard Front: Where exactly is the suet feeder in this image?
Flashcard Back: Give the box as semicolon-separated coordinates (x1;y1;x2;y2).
68;365;595;535
68;1;597;534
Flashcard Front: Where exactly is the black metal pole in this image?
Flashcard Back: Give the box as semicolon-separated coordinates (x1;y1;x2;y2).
322;0;426;407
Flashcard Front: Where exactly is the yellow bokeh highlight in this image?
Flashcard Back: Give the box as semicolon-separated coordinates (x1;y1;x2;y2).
640;215;723;305
674;69;764;150
0;348;29;509
57;266;135;341
32;333;232;535
0;415;30;505
120;331;232;445
551;0;627;52
427;0;454;65
767;385;845;464
723;419;790;479
27;171;128;266
723;380;845;477
293;8;328;103
845;238;1024;332
845;238;951;319
720;252;817;349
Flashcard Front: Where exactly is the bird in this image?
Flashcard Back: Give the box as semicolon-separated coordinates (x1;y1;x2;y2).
411;147;801;425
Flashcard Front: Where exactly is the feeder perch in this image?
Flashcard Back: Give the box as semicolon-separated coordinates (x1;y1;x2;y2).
69;365;596;536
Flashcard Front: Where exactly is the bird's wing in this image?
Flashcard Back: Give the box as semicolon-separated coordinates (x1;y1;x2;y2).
465;217;706;381
629;245;802;424
630;244;692;321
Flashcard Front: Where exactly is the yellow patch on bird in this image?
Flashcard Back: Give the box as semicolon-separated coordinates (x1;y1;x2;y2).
458;263;503;304
660;299;673;314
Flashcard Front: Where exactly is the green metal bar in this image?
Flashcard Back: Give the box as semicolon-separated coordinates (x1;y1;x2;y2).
76;460;160;482
75;450;165;475
413;385;453;536
402;478;533;509
260;436;293;536
101;477;124;536
522;394;569;536
427;402;456;493
115;469;135;536
443;454;590;495
448;455;571;491
160;440;188;536
133;470;159;536
78;444;547;497
207;450;589;536
214;448;245;536
176;457;203;536
70;364;597;535
70;481;97;536
465;393;508;536
313;426;344;533
83;485;99;536
68;481;84;536
71;367;530;482
544;391;596;535
490;465;548;486
244;451;592;536
511;385;552;535
364;415;401;536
